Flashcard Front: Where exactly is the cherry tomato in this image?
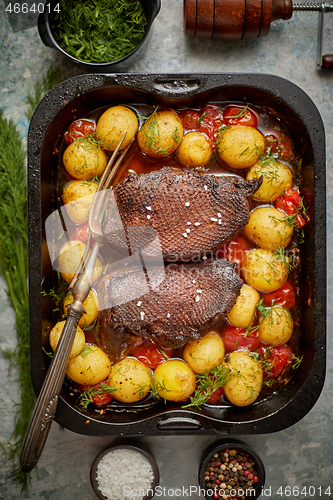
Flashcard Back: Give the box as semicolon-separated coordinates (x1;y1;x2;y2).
65;119;96;145
216;235;249;268
274;187;306;228
198;105;224;150
222;325;260;352
207;386;224;403
131;340;172;370
71;223;90;243
79;382;114;407
264;132;295;162
179;109;200;130
223;105;258;128
259;344;292;378
262;282;295;309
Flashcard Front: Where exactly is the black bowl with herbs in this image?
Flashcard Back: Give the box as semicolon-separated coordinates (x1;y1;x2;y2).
38;0;160;71
198;439;265;500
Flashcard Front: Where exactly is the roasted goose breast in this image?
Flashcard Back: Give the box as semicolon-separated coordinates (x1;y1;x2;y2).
102;167;262;262
97;259;242;362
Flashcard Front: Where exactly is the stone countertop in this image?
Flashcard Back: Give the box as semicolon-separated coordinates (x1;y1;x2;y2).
0;0;332;498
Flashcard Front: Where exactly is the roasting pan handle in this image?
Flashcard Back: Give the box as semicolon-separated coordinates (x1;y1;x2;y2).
157;417;202;431
153;77;203;96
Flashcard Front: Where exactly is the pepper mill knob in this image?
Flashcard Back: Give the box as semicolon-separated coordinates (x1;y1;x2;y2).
184;0;293;40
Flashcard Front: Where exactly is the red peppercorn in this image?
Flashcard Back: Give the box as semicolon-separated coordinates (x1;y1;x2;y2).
215;461;221;467
210;472;215;475
213;492;219;499
240;462;245;466
216;479;221;485
244;470;250;476
253;476;259;483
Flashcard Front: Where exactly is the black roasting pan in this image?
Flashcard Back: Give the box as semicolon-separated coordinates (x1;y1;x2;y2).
28;73;326;436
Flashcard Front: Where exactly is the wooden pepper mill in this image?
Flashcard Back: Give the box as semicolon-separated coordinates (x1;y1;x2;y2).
184;0;333;69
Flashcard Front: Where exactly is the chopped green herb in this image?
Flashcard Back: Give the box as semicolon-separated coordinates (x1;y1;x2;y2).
52;0;148;64
182;364;232;408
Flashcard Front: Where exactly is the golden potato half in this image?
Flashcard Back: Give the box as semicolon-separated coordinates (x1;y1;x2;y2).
108;357;152;403
183;332;225;374
62;180;99;224
258;306;293;346
246;158;293;202
177;131;212;168
227;285;260;328
137;109;184;159
63;139;107;180
49;320;85;359
242;248;289;292
244;206;294;251
64;289;98;329
152;359;196;402
66;345;111;386
58;240;102;284
96;105;139;151
217;125;265;170
223;351;263;406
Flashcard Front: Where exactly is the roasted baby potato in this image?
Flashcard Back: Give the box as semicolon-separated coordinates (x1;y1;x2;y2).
246;158;293;202
152;359;196;402
49;320;85;359
58;240;102;284
258;306;293;346
244;206;294;251
223;350;263;406
62;180;99;224
66;345;111;386
63;139;107;180
137;108;183;159
217;125;265;169
108;357;152;403
227;285;261;328
63;289;98;329
95;105;139;151
242;248;289;292
177;131;212;168
183;332;225;374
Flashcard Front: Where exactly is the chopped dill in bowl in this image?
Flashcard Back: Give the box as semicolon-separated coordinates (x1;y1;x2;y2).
51;0;148;64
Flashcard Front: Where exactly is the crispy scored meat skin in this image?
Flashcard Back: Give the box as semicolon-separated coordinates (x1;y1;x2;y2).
102;167;262;262
97;259;242;362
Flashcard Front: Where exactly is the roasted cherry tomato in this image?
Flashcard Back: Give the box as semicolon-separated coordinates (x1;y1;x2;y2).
223;105;258;128
65;119;96;145
207;386;225;403
262;281;296;309
71;223;90;243
216;235;249;268
198;104;224;150
222;325;260;352
274;187;306;228
179;109;200;130
264;132;295;162
131;340;172;370
78;382;114;407
259;344;292;378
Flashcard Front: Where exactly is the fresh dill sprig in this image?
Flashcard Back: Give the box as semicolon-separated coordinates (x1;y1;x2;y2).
79;383;117;410
182;364;232;408
0;110;35;489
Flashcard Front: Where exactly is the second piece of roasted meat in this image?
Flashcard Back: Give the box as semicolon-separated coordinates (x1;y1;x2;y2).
102;167;262;262
97;258;242;362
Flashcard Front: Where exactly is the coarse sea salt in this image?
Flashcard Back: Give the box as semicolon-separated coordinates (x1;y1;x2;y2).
96;448;155;500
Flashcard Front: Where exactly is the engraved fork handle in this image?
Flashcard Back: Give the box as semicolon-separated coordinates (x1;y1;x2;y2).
20;242;100;473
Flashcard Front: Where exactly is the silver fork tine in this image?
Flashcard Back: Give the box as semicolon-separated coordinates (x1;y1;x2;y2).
69;133;128;289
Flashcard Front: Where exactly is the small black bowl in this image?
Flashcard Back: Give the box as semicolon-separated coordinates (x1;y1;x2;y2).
38;0;161;72
90;444;159;500
198;439;265;500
